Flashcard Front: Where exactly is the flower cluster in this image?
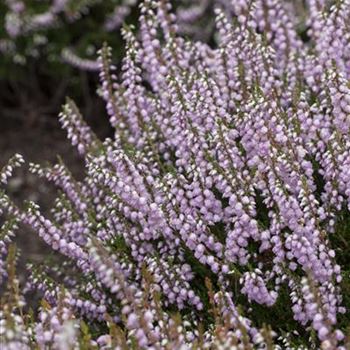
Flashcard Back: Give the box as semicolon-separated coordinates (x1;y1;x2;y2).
0;154;23;284
1;0;350;349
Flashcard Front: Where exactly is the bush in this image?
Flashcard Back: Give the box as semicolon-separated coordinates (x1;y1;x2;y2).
1;0;350;349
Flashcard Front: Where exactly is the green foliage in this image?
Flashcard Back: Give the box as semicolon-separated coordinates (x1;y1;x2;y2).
0;0;138;103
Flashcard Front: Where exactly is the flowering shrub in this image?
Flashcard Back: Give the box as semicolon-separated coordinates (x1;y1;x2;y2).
1;0;350;349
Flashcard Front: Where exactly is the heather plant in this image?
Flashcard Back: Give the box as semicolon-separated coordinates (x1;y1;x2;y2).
1;0;350;349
